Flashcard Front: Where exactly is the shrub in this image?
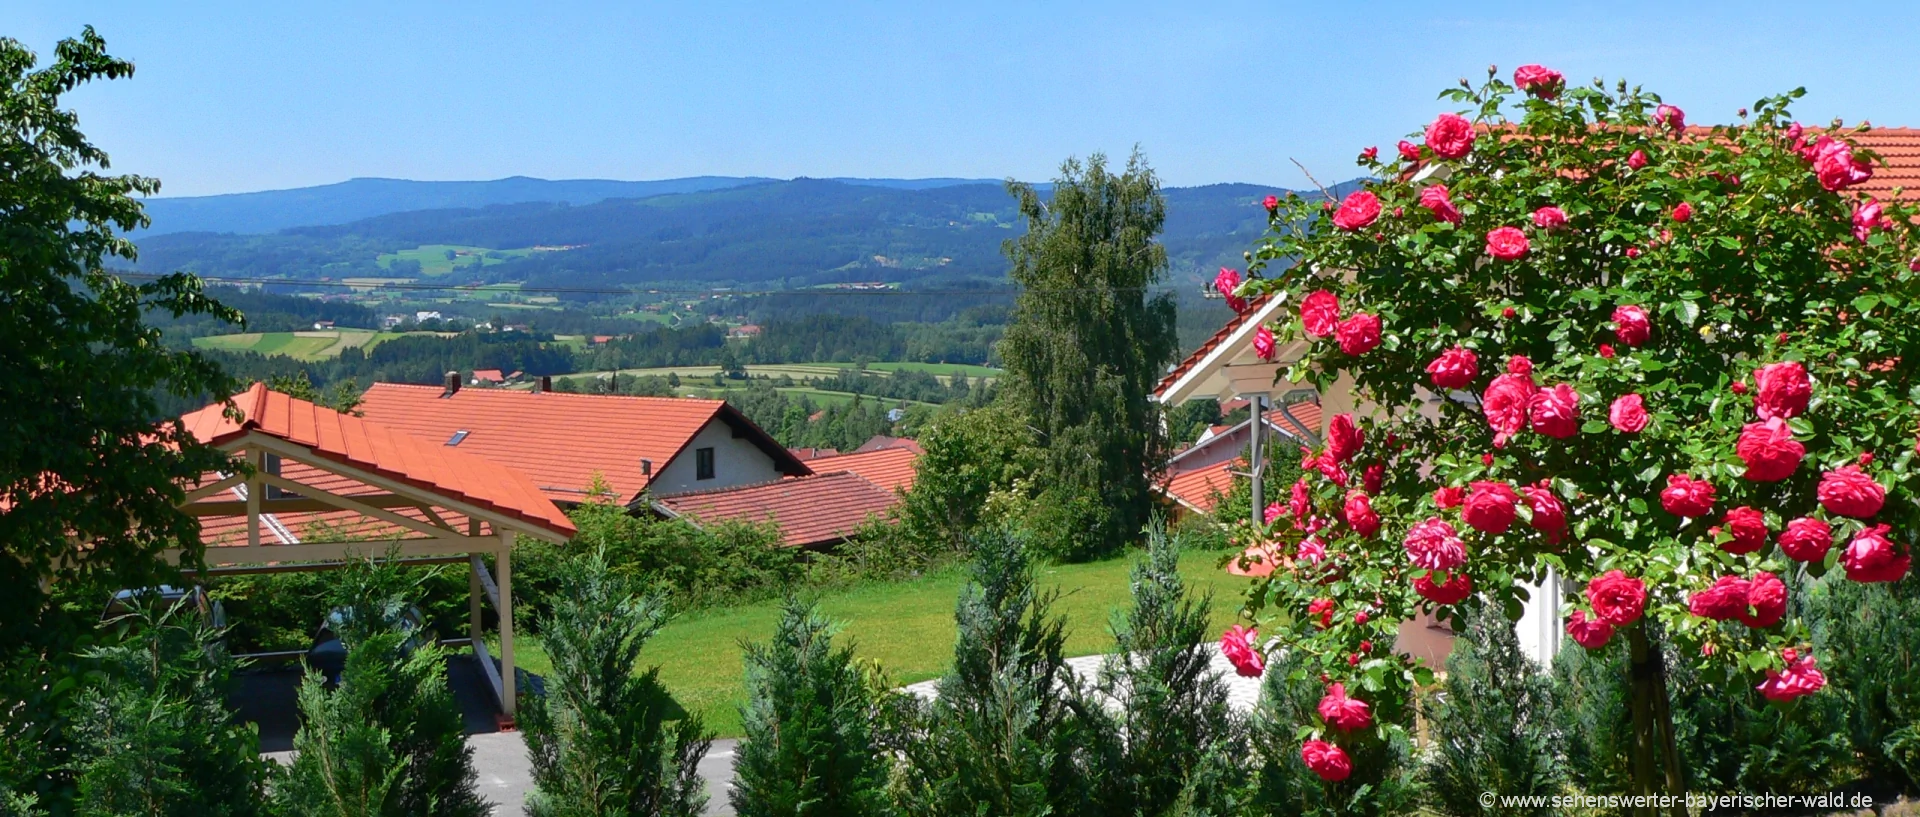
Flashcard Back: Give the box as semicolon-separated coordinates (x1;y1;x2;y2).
1549;636;1637;797
1811;572;1920;793
895;405;1039;556
272;631;410;816
519;547;711;817
1246;648;1420;817
1421;605;1565;816
730;598;891;817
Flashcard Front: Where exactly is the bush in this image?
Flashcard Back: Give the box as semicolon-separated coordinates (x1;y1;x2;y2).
894;405;1039;556
519;547;711;817
272;631;410;816
1246;648;1420;817
208;555;470;654
1549;635;1636;797
1421;605;1565;816
730;598;891;817
1812;572;1920;793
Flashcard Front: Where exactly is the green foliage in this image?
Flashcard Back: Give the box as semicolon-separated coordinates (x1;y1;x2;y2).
1077;520;1244;815
273;632;409;816
1550;636;1636;797
1422;606;1565;816
67;594;268;817
895;529;1087;815
730;598;891;817
1209;427;1311;530
0;26;238;651
895;404;1039;555
1811;572;1920;792
1246;648;1419;817
265;371;362;414
519;548;711;817
1000;151;1179;562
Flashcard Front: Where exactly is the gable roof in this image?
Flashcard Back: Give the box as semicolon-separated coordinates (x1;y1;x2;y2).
472;369;505;383
180;383;575;539
652;471;898;548
356;383;809;504
1158;294;1275;396
806;446;919;494
854;435;925;454
1168;402;1323;472
1159;457;1239;514
1843;127;1920;202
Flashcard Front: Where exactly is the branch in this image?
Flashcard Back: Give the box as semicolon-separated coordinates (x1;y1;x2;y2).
1291;158;1340;204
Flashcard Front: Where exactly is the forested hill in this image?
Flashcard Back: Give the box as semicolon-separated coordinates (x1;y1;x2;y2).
134;177;1348;293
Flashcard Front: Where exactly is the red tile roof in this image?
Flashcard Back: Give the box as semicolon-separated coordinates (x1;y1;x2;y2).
180;383;575;540
472;369;505;383
807;447;919;494
1843;128;1920;203
853;435;925;455
356;383;809;504
1265;402;1323;441
1156;293;1274;395
1160;458;1239;514
653;472;898;548
789;447;840;461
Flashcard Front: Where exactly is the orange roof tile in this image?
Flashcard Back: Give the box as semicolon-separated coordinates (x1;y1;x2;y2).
356;383;809;504
653;471;898;548
1160;458;1240;513
472;369;505;383
180;383;575;540
1843;127;1920;203
853;435;925;455
807;447;919;493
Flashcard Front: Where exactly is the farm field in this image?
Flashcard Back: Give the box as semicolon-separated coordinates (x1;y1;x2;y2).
609;361;1002;384
501;545;1252;737
191;329;405;361
375;243;547;277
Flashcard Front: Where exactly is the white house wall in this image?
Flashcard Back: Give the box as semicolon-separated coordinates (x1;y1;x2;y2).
651;419;786;494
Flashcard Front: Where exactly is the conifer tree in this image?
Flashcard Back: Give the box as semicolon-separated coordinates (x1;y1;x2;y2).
730;598;890;817
1246;648;1419;817
273;632;410;817
1422;606;1565;816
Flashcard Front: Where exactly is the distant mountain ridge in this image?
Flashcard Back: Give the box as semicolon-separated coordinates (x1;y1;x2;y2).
138;175;1006;236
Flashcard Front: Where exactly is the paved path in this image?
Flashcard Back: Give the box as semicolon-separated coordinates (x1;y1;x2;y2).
899;643;1266;712
470;734;741;816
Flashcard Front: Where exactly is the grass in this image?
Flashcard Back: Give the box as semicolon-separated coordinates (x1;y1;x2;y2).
191;329;401;361
501;546;1253;737
611;361;1002;385
376;244;543;277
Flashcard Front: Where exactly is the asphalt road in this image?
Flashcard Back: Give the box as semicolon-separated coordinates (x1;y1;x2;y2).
469;733;741;816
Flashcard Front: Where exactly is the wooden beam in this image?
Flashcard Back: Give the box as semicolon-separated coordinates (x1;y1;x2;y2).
259;472;452;541
179;555;469;578
473;637;507;715
498;531;517;717
416;505;455;531
182;473;246;504
165;537;489;567
471;554;502;613
183;493;425;516
245;450;262;549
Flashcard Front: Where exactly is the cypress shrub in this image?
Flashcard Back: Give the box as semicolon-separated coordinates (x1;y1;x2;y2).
1245;648;1419;817
1549;634;1636;797
1422;606;1565;816
273;631;410;816
730;598;891;817
1811;571;1920;793
519;547;711;817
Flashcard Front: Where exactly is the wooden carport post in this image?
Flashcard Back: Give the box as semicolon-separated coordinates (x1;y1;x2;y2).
498;530;516;716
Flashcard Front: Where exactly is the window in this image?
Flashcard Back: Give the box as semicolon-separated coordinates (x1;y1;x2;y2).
695;447;716;480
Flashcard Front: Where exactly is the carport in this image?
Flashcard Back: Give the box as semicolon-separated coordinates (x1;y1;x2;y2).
168;382;576;720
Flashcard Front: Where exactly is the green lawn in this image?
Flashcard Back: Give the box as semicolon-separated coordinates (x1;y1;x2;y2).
191;329;401;361
501;547;1253;737
376;244;541;277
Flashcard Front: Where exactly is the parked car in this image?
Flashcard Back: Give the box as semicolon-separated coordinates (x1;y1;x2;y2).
304;604;430;686
102;585;227;630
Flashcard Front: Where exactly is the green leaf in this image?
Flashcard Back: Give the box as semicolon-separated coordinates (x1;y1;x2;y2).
1677;300;1701;327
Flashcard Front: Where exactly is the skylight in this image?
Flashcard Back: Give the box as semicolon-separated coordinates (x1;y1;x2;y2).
447;430;470;446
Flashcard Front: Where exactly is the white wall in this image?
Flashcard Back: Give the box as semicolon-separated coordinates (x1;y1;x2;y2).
650;418;786;495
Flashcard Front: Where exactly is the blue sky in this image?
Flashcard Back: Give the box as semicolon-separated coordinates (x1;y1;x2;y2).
16;2;1920;197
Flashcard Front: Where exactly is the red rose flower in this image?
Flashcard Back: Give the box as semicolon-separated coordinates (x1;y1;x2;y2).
1263;502;1284;525
1528;205;1568;230
1625;246;1641;258
1301;740;1352;782
1811;136;1873;191
1461;481;1520;534
1688;575;1752;621
1513;64;1564;98
1359;146;1378;162
1414;570;1473;605
1528;383;1580;439
1252;324;1276;361
1672;201;1693;222
1486;226;1530;260
1609;393;1649;433
1397;140;1420;161
1336;313;1381;356
1736;418;1805;482
1425;112;1475;160
1326;413;1362;463
1434;486;1465;509
1426;347;1479;389
1219;625;1264;677
1506;355;1533;376
1844;524;1911;583
1502;306;1517;318
1262;194;1279;211
1757;651;1826;702
1482;372;1536;448
1404;517;1467;571
1566;610;1615;649
1744;571;1787;628
1818;465;1886;518
1214;267;1246;312
1307;598;1334;628
1655;103;1686;132
1418;183;1462;225
1289;478;1311;521
1300;290;1340;337
1317;683;1374;731
1363;463;1384;495
1720;506;1768;555
1612;305;1651;346
1627;149;1649;170
1343;492;1380;538
1660;474;1716;518
1523;482;1567;543
1587;570;1648;626
1332;190;1382;231
1752;361;1810;420
1779;517;1834;562
1853;199;1890;242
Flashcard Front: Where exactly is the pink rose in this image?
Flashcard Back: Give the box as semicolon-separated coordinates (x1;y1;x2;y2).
1779;517;1833;562
1425;112;1476;160
1507;355;1533;375
1317;683;1374;731
1688;575;1752;621
1523;482;1567;542
1397;140;1421;161
1326;414;1362;463
1609;394;1649;433
1811;136;1873;191
1486;226;1530;260
1599;343;1616;359
1462;480;1520;534
1627;149;1649;170
1336;313;1381;356
1661;474;1715;518
1528;383;1579;439
1404;517;1467;571
1625;246;1641;258
1332;190;1382;231
1844;524;1911;583
1434;486;1465;509
1482;372;1537;448
1655;104;1686;132
1252;324;1276;361
1343;492;1380;538
1513;64;1564;98
1419;184;1462;225
1414;570;1473;605
1360;146;1378;162
1818;465;1886;518
1294;536;1328;566
1219;625;1265;677
1672;201;1693;223
1301;739;1352;782
1752;361;1810;420
1744;571;1787;628
1720;506;1768;555
1612;305;1651;346
1426;346;1479;389
1531;205;1568;229
1587;570;1647;626
1262;194;1279;211
1566;610;1615;650
1363;463;1384;495
1757;651;1827;702
1853;199;1890;242
1736;418;1805;482
1263;502;1284;526
1214;267;1246;312
1300;290;1340;337
1288;478;1311;522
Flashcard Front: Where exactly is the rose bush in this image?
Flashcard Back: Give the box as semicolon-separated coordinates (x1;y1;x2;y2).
1223;68;1919;791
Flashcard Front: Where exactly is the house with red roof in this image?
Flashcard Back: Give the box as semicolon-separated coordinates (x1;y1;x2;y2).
1156;402;1322;516
470;369;507;386
651;471;900;549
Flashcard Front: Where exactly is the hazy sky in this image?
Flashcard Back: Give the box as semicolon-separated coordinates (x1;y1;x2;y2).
16;2;1920;197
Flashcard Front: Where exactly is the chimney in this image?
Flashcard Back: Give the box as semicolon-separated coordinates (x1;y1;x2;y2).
538;375;552;393
640;459;652;477
442;371;461;397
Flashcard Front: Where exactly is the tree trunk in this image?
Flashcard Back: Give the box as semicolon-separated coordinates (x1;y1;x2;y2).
1626;623;1687;817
